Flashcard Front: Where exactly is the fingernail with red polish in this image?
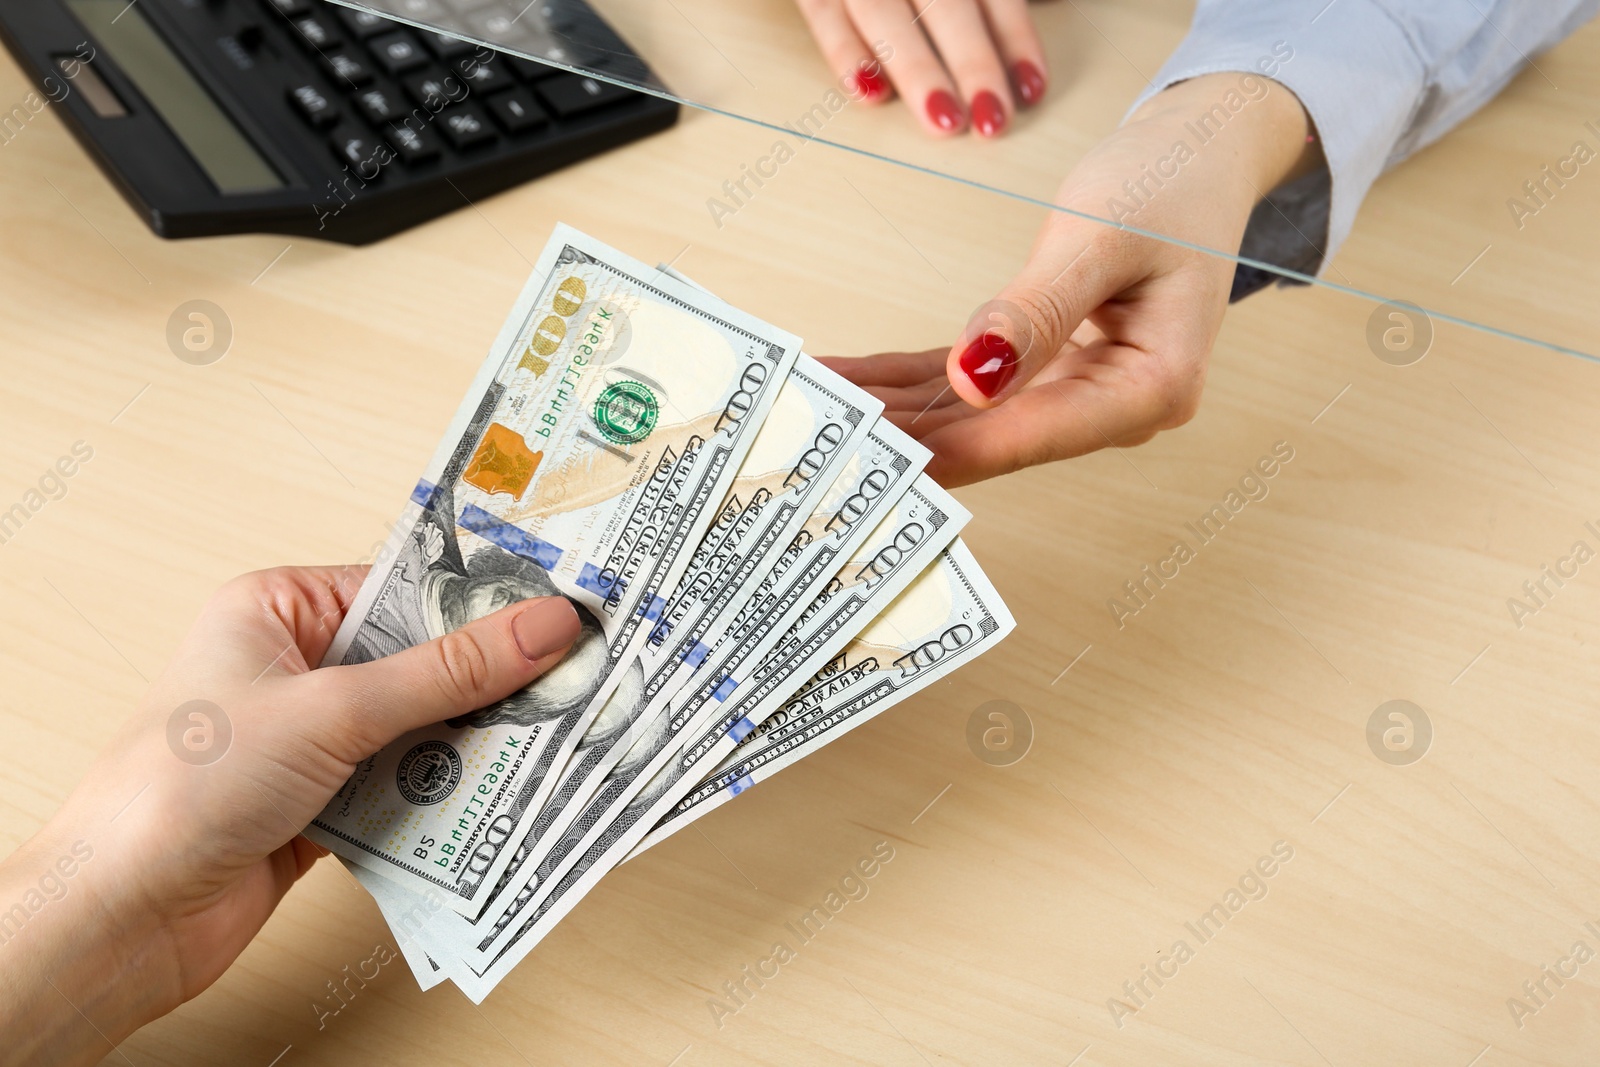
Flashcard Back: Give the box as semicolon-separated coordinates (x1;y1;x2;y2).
1012;60;1046;107
971;90;1006;137
958;334;1018;398
925;89;965;132
851;61;889;102
513;596;581;663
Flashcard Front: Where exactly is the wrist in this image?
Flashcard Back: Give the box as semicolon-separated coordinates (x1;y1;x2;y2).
1126;72;1318;207
0;815;180;1065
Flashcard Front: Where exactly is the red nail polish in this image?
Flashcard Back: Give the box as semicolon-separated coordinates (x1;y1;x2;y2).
852;62;889;102
971;90;1006;137
958;334;1018;398
1012;60;1046;107
925;89;965;132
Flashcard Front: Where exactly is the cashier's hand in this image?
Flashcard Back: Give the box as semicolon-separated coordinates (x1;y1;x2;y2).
821;73;1319;486
0;565;580;1067
794;0;1049;136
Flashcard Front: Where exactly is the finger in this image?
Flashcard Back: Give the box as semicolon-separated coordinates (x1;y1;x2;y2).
920;349;1175;485
871;376;963;413
816;348;947;388
945;225;1145;408
795;0;893;102
980;0;1048;107
844;0;966;134
203;565;373;680
883;398;976;437
317;595;582;752
917;0;1013;136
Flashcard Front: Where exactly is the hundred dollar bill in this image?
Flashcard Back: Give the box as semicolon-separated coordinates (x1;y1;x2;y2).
305;224;799;911
459;355;883;924
630;539;1014;855
460;419;933;948
454;476;969;997
344;861;451;991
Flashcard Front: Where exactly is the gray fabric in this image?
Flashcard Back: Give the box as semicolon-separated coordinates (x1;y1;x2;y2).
1127;0;1599;298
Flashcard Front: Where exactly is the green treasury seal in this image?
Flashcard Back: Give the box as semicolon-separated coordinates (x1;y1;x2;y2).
592;380;659;445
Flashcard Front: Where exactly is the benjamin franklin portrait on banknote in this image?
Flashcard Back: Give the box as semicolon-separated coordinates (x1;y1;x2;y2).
343;481;644;730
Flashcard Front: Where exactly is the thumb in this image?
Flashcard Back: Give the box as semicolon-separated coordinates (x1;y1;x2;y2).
319;595;583;753
947;226;1140;409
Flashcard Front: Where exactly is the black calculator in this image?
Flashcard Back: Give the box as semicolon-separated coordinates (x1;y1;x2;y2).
0;0;677;244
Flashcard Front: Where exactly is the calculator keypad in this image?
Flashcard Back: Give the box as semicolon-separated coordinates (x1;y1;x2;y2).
251;0;667;229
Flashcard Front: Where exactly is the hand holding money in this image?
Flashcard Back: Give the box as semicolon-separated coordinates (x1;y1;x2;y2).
294;225;1015;1001
0;227;1015;1055
0;568;586;1064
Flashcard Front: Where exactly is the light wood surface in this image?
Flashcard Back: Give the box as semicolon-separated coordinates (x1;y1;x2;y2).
3;3;1600;1065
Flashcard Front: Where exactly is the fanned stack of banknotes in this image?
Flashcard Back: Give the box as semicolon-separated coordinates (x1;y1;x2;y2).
306;225;1014;1002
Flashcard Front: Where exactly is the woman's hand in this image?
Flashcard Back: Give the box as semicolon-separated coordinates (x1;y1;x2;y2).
822;72;1319;485
0;566;581;1067
795;0;1048;137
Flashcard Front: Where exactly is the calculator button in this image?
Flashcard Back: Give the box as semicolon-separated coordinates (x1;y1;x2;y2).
420;29;475;60
453;55;515;95
370;31;429;75
289;83;339;128
535;73;632;119
386;122;443;164
355;85;406;125
261;0;308;16
330;126;389;180
322;51;372;86
438;105;497;150
486;89;548;133
289;15;339;50
235;24;266;51
402;68;465;109
337;9;391;38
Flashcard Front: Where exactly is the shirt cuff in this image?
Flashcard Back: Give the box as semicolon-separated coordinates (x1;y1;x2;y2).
1126;0;1427;285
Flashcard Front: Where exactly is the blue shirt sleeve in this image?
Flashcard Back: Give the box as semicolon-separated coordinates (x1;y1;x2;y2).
1127;0;1599;296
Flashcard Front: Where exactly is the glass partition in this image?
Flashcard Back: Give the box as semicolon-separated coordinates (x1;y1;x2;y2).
327;0;1600;362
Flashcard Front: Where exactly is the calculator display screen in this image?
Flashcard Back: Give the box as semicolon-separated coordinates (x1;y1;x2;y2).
66;0;284;194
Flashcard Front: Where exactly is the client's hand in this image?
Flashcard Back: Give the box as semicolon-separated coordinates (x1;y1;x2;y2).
793;0;1048;136
0;565;580;1067
822;72;1320;485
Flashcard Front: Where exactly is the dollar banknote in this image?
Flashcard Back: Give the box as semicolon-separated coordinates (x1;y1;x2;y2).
305;225;800;911
460;355;884;920
451;476;969;998
629;540;1015;855
456;420;935;952
344;861;451;991
357;412;932;970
